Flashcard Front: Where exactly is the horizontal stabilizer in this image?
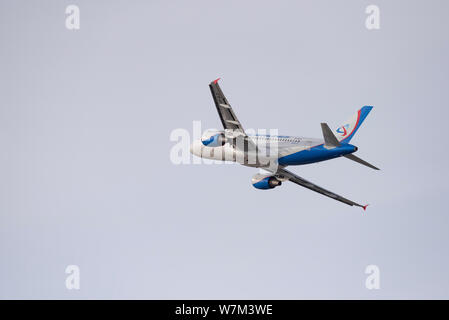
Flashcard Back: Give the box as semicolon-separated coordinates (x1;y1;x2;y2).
321;123;340;148
344;153;380;170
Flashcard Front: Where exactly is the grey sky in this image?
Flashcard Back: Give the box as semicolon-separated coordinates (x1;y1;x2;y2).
1;0;448;299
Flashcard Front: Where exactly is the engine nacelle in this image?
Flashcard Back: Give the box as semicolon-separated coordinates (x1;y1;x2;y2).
201;130;226;147
251;173;282;190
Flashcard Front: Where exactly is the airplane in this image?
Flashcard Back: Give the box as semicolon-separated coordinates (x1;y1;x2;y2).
190;78;379;210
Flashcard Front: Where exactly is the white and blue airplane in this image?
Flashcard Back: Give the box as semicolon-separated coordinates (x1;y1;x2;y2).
190;79;379;209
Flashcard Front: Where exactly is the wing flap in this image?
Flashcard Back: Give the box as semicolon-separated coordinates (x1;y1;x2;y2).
225;120;241;125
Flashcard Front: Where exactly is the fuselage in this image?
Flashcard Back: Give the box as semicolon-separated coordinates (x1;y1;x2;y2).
190;134;358;168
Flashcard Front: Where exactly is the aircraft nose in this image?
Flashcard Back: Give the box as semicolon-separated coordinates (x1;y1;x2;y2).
190;140;203;156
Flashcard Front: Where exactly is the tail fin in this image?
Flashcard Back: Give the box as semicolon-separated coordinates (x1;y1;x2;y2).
335;106;373;143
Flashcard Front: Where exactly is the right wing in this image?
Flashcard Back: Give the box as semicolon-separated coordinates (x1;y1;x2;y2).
209;79;257;152
275;168;368;209
209;78;244;132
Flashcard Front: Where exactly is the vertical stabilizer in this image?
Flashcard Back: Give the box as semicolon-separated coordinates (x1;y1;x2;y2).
335;106;373;143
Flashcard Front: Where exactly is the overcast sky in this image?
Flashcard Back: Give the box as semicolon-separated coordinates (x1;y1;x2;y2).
1;0;448;299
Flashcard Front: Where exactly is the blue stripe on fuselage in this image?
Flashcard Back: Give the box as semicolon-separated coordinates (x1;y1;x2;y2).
278;143;357;166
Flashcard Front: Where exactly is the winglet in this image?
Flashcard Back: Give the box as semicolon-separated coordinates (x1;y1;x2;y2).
362;204;369;211
213;78;221;84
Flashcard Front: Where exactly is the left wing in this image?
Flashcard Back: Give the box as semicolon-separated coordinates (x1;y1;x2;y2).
275;168;368;209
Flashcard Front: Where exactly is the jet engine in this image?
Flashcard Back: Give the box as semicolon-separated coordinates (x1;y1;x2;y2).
201;130;226;147
251;173;282;190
